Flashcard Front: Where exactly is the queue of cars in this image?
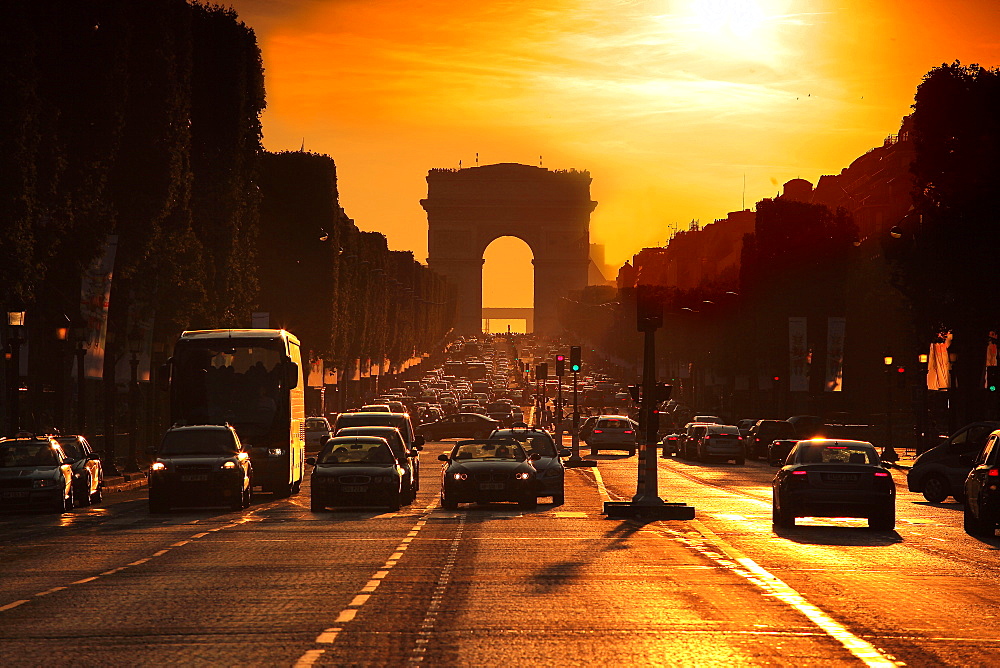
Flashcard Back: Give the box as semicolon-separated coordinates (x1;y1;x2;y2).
0;433;103;513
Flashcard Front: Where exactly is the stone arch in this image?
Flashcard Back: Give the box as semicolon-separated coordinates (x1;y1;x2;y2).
421;163;597;335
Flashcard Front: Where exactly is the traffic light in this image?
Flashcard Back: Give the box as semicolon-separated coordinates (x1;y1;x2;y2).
570;346;581;372
555;355;566;376
537;362;548;379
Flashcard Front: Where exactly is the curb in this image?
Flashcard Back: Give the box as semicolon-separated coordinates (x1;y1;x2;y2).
102;474;148;494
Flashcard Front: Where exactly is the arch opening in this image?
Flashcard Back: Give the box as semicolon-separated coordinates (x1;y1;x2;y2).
482;236;533;333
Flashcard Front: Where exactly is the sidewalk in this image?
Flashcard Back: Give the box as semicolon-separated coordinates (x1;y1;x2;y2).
101;471;148;494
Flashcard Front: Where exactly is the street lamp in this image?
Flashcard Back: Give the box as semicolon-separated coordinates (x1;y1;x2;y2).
125;328;143;473
882;354;898;462
6;309;27;436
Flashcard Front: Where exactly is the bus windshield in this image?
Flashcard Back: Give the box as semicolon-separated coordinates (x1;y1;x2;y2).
172;337;286;445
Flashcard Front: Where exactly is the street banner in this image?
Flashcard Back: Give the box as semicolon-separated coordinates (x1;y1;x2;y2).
789;316;809;392
78;234;118;378
928;332;952;390
826;317;846;392
308;358;324;388
325;367;338;385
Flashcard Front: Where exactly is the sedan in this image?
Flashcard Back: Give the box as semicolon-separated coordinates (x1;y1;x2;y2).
0;435;75;513
438;439;541;509
491;428;569;504
962;428;1000;536
308;436;405;512
418;413;500;441
55;435;103;506
586;416;638;456
772;439;895;530
334;425;419;504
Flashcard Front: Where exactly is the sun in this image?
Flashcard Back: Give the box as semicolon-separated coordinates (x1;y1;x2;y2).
674;0;787;64
692;0;768;38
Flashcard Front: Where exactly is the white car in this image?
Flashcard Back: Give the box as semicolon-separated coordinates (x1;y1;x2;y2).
305;417;332;451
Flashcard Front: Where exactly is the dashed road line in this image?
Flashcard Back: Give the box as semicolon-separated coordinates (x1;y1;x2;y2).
408;512;466;664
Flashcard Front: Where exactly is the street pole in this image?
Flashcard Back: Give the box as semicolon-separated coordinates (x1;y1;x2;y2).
75;344;87;434
633;326;660;504
882;355;898;462
125;351;141;473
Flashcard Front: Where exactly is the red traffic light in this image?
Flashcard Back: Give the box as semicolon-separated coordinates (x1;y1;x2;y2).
556;355;565;361
896;366;905;373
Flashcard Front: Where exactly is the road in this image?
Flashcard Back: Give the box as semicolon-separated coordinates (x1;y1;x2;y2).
1;444;999;666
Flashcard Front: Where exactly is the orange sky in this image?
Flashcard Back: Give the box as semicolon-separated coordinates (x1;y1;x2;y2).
229;0;1000;310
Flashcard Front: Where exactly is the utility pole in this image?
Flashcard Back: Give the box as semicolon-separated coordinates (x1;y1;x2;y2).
565;346;595;468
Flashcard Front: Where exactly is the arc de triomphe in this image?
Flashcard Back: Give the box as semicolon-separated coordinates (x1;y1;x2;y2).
421;163;597;335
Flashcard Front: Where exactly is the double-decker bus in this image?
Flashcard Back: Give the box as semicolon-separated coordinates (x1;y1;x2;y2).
163;329;305;496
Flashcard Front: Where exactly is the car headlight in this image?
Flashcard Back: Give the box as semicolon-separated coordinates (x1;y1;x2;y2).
514;472;532;480
33;479;58;488
268;448;285;456
222;461;237;469
151;461;167;472
452;472;468;481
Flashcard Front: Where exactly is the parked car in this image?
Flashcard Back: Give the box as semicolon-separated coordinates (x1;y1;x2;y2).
308;436;405;511
695;424;745;464
586;416;639;456
747;420;796;459
438;439;540;509
418;413;500;441
304;416;333;452
148;424;253;513
771;439;895;530
0;435;75;513
907;421;1000;503
963;428;1000;536
334;425;419;502
54;435;103;506
491;427;569;504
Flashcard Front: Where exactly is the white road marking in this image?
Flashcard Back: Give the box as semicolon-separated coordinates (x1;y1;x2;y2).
0;600;29;612
315;627;342;643
334;609;357;623
349;594;370;607
294;649;326;666
34;587;67;597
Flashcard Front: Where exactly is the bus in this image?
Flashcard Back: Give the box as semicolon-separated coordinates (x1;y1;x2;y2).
163;329;305;497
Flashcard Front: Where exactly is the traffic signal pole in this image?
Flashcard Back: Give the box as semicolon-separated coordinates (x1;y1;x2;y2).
565;348;595;468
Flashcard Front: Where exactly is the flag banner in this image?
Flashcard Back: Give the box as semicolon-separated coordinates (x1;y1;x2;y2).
928;332;951;390
79;235;118;379
826;317;846;392
308;358;324;388
789;317;809;392
324;367;338;385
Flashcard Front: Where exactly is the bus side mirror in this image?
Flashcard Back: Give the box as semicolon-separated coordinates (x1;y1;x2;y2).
284;362;299;389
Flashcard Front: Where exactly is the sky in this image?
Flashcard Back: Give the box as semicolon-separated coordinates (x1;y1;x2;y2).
228;0;1000;311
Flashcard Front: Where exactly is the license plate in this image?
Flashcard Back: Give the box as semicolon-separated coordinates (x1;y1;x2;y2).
825;473;858;482
181;474;208;482
1;490;29;499
479;482;504;490
342;485;367;493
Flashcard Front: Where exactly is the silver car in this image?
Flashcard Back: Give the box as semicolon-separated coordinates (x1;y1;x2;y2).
695;424;745;464
305;417;332;452
586;415;639;456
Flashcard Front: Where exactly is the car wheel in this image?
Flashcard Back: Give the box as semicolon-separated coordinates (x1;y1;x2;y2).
310;495;326;512
868;506;895;531
772;498;794;528
441;494;458;510
242;479;253;509
628;449;636;457
921;475;949;503
519;497;537;510
63;486;75;512
387;491;402;512
92;485;103;504
292;479;302;494
272;482;293;498
230;484;244;511
553;494;565;506
77;478;92;506
964;500;995;537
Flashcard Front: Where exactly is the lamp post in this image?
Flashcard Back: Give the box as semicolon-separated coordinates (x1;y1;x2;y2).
882;354;898;462
917;352;930;453
54;316;71;433
125;329;142;473
6;309;27;437
72;322;89;435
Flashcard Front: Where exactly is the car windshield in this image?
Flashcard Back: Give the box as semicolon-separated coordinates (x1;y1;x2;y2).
797;443;878;464
452;440;526;461
0;444;62;467
160;430;238;455
305;419;328;430
319;440;394;465
505;433;556;456
336;427;405;458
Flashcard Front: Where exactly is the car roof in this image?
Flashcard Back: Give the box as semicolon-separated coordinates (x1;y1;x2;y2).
325;435;390;445
166;424;234;432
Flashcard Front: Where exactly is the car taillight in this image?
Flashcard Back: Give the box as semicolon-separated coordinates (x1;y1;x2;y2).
791;470;808;475
592;429;603;434
989;469;1000;477
874;471;890;477
623;430;633;435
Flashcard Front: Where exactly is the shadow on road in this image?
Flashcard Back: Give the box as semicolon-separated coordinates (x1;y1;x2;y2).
772;524;903;546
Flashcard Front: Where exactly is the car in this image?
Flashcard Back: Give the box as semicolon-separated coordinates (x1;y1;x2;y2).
695;424;745;464
54;435;103;506
491;427;569;504
577;415;599;442
333;412;424;457
418;413;500;441
304;416;332;452
334;425;419;503
693;415;724;425
438;439;541;509
963;428;1000;536
486;402;517;426
360;404;391;413
747;420;796;459
787;415;825;439
767;439;798;467
148;424;253;513
907;421;1000;503
678;422;712;459
307;436;405;511
771;439;895;530
736;419;756;439
586;415;638;455
0;435;75;513
660;432;682;458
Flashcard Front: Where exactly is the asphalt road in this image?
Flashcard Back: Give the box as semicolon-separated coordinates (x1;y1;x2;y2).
1;443;999;667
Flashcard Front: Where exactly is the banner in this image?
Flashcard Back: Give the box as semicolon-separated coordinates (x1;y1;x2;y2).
825;317;846;392
78;235;118;378
788;316;809;392
308;358;324;388
928;332;952;390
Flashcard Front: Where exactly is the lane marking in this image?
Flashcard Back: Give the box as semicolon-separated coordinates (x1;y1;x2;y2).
294;649;326;667
34;587;66;597
334;609;357;623
592;466;611;503
316;627;342;643
0;600;29;612
407;513;466;664
349;594;370;607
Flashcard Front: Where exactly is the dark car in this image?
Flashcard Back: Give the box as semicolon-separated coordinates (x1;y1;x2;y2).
695;424;745;464
438;439;540;509
748;420;796;459
962;428;1000;536
418;413;500;441
772;439;895;530
660;432;682;458
54;435;103;506
148;424;253;513
586;416;638;455
334;425;418;503
907;421;1000;503
0;435;75;513
307;436;405;512
491;427;569;504
486;402;517;427
334;412;423;454
768;439;799;467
